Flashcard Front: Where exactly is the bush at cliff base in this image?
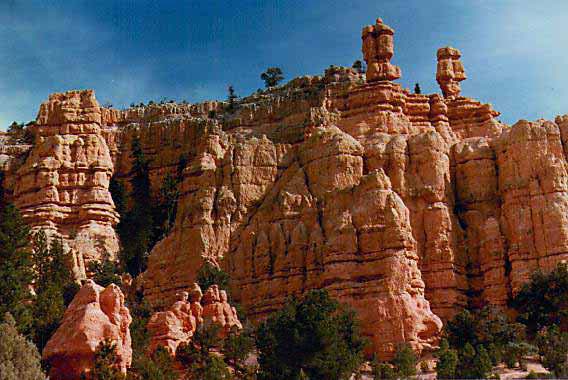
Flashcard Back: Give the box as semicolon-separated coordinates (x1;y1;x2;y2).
256;289;366;380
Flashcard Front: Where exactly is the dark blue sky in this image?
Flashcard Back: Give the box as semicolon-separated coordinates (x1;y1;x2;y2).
1;0;567;129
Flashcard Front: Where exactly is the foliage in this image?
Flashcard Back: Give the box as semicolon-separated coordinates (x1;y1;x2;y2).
227;85;238;112
196;261;230;292
89;253;122;288
0;203;34;333
91;339;125;380
127;347;177;380
127;291;154;361
0;312;45;380
502;342;536;369
260;67;284;88
535;325;568;377
116;137;154;277
391;344;417;378
512;262;568;335
31;232;79;351
414;83;421;94
256;289;366;380
352;60;364;74
177;323;230;379
222;324;256;379
7;121;34;144
445;307;525;351
109;177;127;216
435;339;458;379
454;343;492;379
371;360;396;380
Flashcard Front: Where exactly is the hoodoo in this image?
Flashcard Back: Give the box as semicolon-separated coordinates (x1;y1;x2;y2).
1;17;567;362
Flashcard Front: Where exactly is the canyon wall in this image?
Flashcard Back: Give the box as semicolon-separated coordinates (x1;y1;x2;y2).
2;17;567;359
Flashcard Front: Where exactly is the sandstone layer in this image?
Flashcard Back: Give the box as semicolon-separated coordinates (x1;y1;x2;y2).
2;17;567;360
42;280;132;380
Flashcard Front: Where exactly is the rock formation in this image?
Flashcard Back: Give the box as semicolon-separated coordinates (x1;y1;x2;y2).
10;91;120;278
2;17;568;360
147;283;242;355
42;280;132;380
362;18;401;82
436;47;467;98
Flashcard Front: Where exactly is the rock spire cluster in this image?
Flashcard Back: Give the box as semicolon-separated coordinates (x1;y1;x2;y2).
1;17;567;362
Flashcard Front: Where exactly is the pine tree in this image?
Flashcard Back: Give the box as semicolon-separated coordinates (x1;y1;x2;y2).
91;340;125;380
435;339;458;379
414;83;421;94
472;345;492;378
260;67;284;88
392;344;417;379
0;203;33;333
222;325;256;379
196;261;230;292
32;233;79;351
227;85;238;112
118;137;154;277
371;357;396;380
0;313;45;380
352;60;364;74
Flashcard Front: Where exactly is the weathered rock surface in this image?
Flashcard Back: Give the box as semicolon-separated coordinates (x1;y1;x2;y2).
42;280;132;380
147;283;241;355
1;17;567;360
10;91;120;278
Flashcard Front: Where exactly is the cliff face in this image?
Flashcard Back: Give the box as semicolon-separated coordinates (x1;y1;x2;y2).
2;17;567;359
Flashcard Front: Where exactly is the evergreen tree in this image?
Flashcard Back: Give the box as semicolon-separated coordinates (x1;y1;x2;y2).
261;67;284;88
391;344;417;379
127;346;177;380
352;60;364;74
435;339;458;379
117;137;154;277
177;323;229;379
91;340;125;380
0;313;45;380
109;177;127;216
32;233;79;351
414;83;421;94
0;203;33;333
256;290;366;380
227;85;238;112
455;343;476;379
512;262;568;334
196;261;230;292
472;345;492;378
536;325;568;377
222;325;256;379
89;252;122;288
371;360;396;380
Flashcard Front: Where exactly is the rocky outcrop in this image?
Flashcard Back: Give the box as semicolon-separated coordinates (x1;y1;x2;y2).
147;283;241;355
436;47;466;98
2;16;567;361
362;18;401;82
10;91;120;278
42;280;132;380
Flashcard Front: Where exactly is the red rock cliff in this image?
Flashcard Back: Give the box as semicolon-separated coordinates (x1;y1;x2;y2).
2;17;567;360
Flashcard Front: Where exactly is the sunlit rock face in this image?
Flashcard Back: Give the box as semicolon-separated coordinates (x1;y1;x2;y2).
1;17;567;360
42;281;132;380
11;90;120;278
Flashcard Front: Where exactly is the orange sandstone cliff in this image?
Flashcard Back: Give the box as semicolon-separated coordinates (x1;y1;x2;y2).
1;18;567;359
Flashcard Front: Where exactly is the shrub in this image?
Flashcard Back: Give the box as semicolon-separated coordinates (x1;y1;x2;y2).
392;343;417;378
371;360;396;380
512;262;568;335
435;339;458;379
0;313;45;380
256;290;366;380
536;325;568;377
196;261;230;292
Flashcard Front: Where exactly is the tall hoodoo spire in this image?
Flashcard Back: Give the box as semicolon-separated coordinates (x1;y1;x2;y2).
362;18;401;82
436;47;467;98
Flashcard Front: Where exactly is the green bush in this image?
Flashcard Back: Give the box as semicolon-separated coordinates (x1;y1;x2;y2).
256;290;366;380
435;339;458;379
392;343;417;378
512;262;568;335
261;67;284;88
0;313;45;380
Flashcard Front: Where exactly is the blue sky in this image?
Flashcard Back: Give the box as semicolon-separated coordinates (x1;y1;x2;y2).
1;0;567;129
